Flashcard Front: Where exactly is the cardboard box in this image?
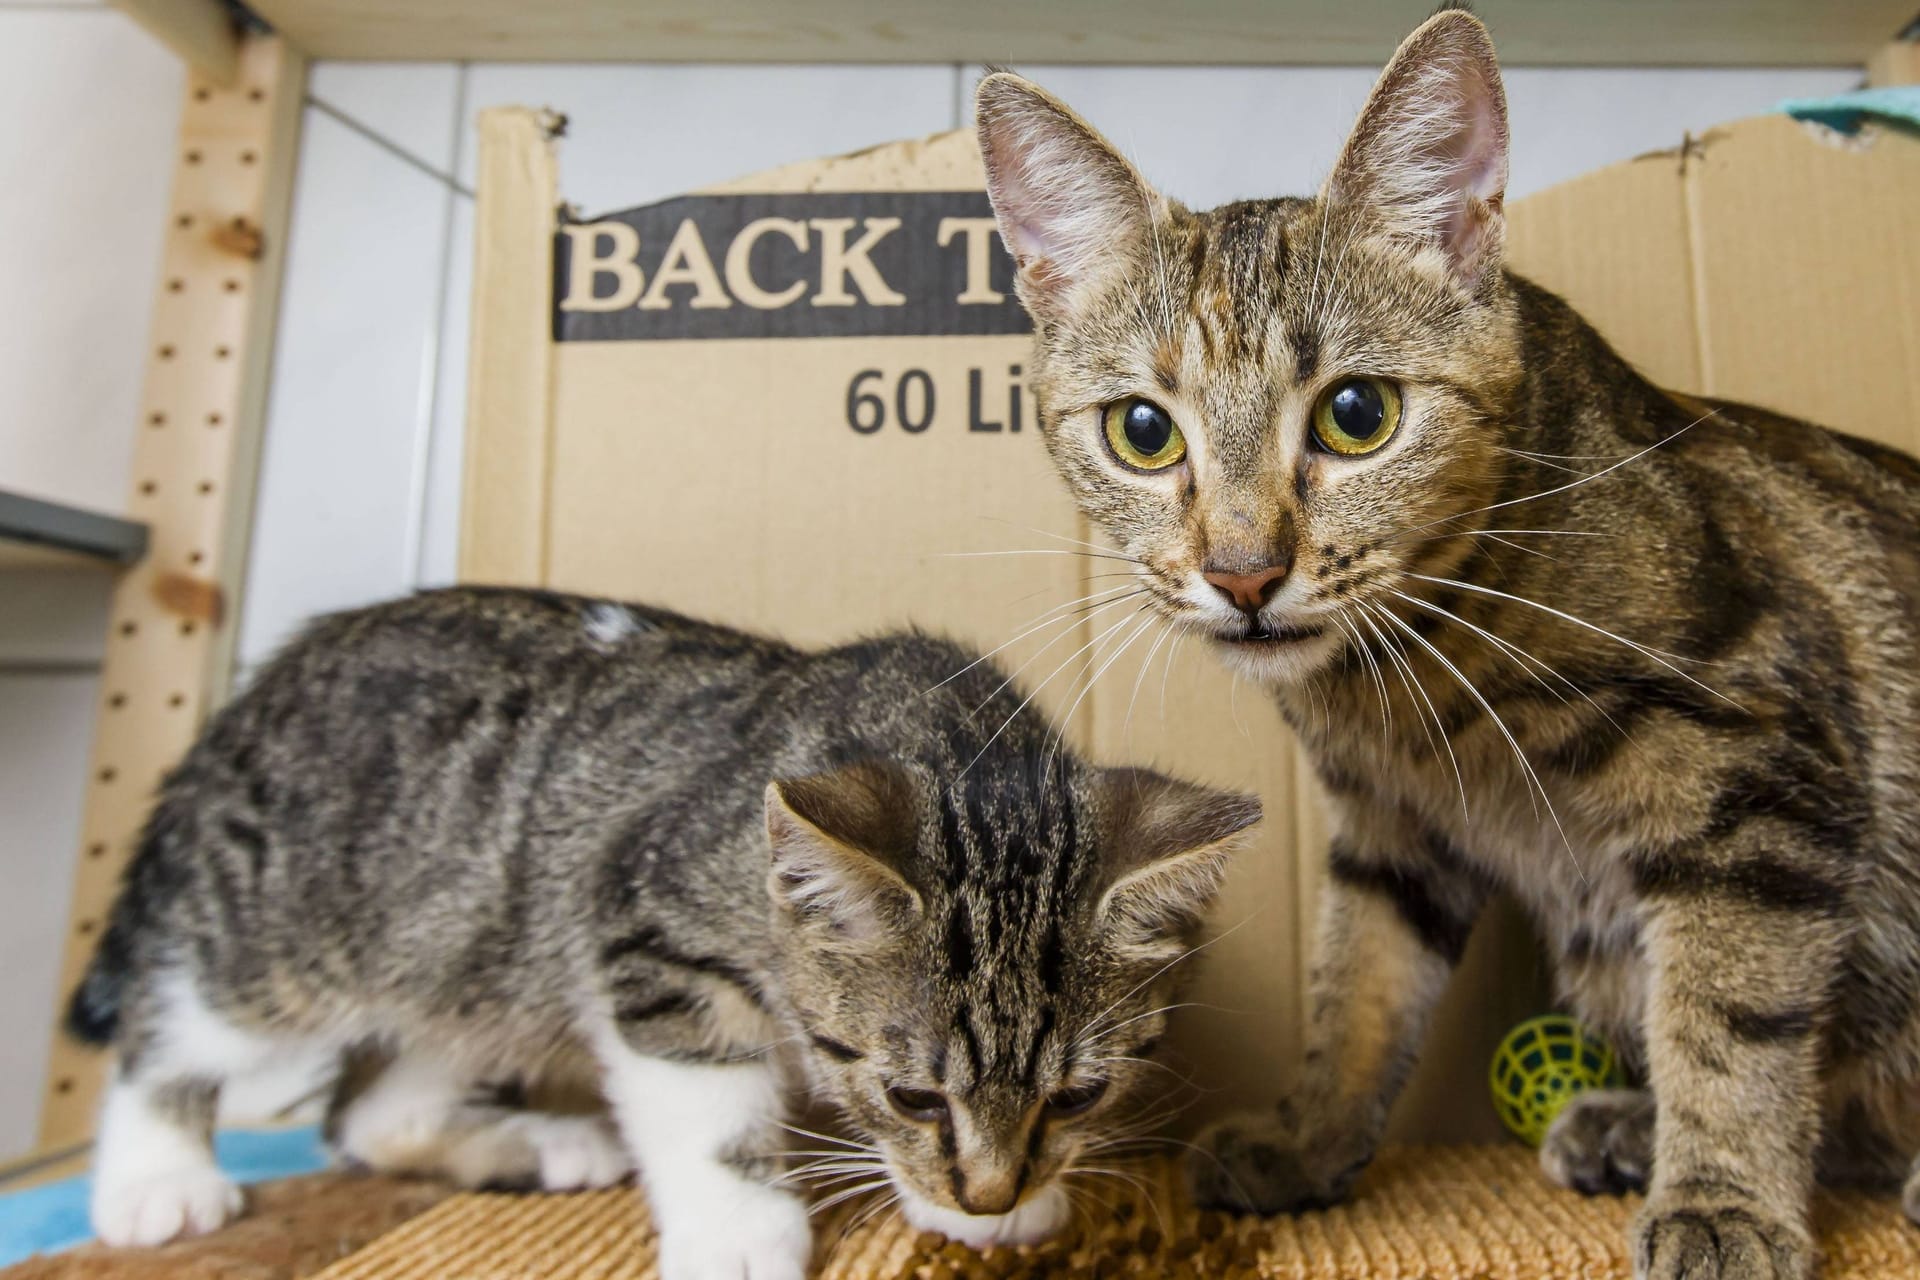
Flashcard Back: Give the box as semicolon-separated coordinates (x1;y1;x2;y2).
463;110;1919;1139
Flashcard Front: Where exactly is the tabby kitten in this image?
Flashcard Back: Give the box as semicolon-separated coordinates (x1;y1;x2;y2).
976;11;1920;1280
69;587;1259;1277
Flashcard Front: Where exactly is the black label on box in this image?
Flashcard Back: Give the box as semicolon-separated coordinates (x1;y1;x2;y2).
553;192;1034;342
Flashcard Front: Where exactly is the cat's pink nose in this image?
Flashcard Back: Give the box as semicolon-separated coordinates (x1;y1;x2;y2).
1203;563;1289;614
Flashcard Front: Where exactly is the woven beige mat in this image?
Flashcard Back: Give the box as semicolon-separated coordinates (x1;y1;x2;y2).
311;1145;1920;1280
1;1172;452;1280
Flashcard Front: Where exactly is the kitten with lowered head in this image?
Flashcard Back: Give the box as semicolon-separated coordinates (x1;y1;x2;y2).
69;587;1258;1277
977;10;1920;1280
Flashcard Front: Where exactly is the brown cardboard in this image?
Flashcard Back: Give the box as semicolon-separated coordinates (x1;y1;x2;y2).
464;108;1920;1140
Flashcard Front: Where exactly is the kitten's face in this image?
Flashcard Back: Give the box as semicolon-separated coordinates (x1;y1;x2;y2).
765;757;1256;1246
977;12;1524;689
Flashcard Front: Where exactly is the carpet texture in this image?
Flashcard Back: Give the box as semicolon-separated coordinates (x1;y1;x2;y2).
0;1173;450;1280
308;1146;1920;1280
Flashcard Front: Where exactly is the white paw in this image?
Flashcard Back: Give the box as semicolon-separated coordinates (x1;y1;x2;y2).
92;1164;243;1248
656;1181;812;1280
525;1115;632;1191
899;1182;1070;1248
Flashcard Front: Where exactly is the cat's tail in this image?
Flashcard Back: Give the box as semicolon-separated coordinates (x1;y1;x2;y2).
64;917;131;1047
63;800;184;1048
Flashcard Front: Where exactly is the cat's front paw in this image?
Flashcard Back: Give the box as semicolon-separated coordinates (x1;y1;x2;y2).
1634;1197;1812;1280
521;1115;632;1191
655;1181;812;1280
1541;1089;1655;1196
1188;1105;1367;1214
92;1163;243;1247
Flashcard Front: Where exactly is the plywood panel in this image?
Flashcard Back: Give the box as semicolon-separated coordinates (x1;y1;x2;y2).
38;36;306;1150
244;0;1908;66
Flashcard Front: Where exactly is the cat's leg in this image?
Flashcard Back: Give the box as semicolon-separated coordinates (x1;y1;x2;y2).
1191;804;1488;1213
330;1047;628;1191
1628;837;1852;1280
592;1030;811;1280
90;973;279;1247
91;1073;238;1247
1541;938;1656;1196
1541;1089;1656;1195
1904;1156;1920;1226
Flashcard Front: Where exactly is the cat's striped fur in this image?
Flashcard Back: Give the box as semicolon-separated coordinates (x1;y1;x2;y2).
976;10;1920;1279
68;588;1259;1270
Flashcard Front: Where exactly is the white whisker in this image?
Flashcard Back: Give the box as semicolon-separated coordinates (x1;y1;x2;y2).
1158;630;1187;722
1044;611;1159;773
807;1177;896;1217
927;583;1142;693
776;1121;871;1151
1074;913;1259;1049
1406;572;1742;707
978;517;1143;563
1385;408;1721;546
1119;619;1175;748
964;592;1145;716
1355;601;1467;825
936;548;1143;566
1375;605;1588;884
1333;611;1392;737
956;603;1148;784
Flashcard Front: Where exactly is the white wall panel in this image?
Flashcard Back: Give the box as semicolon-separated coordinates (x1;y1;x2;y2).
416;193;473;589
963;64;1861;205
0;1;186;1160
0;6;182;514
235;106;455;667
308;61;463;176
0;671;96;1159
1499;66;1859;196
457;64;961;214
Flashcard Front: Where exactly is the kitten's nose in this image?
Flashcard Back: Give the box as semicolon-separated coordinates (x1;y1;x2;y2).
952;1157;1026;1215
954;1175;1021;1216
1203;562;1290;614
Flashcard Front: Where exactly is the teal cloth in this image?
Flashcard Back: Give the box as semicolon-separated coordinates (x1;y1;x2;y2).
0;1125;327;1267
1781;85;1920;135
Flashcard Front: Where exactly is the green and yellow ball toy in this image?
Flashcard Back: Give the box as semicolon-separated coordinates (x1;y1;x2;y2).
1489;1015;1625;1146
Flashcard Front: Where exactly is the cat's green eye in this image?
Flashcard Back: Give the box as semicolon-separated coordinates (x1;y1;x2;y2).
1045;1078;1109;1117
887;1086;949;1122
1102;398;1187;472
1311;377;1403;456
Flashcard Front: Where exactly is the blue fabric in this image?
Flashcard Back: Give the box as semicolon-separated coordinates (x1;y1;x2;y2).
0;1125;327;1267
1781;86;1920;135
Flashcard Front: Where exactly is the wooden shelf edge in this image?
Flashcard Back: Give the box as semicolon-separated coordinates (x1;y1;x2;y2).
0;491;149;570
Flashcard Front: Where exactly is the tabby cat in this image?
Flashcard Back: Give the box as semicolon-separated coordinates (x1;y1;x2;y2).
69;587;1259;1277
975;11;1920;1279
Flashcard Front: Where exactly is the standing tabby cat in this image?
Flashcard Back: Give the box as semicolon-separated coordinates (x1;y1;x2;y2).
70;588;1259;1277
975;10;1920;1279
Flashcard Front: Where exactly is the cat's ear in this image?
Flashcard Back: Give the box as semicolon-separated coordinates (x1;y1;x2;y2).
974;71;1165;318
765;761;924;942
1094;769;1261;958
1323;8;1509;284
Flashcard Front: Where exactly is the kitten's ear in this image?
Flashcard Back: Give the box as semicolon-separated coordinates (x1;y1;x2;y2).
1095;769;1261;957
1324;8;1509;283
765;761;924;942
974;71;1164;318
